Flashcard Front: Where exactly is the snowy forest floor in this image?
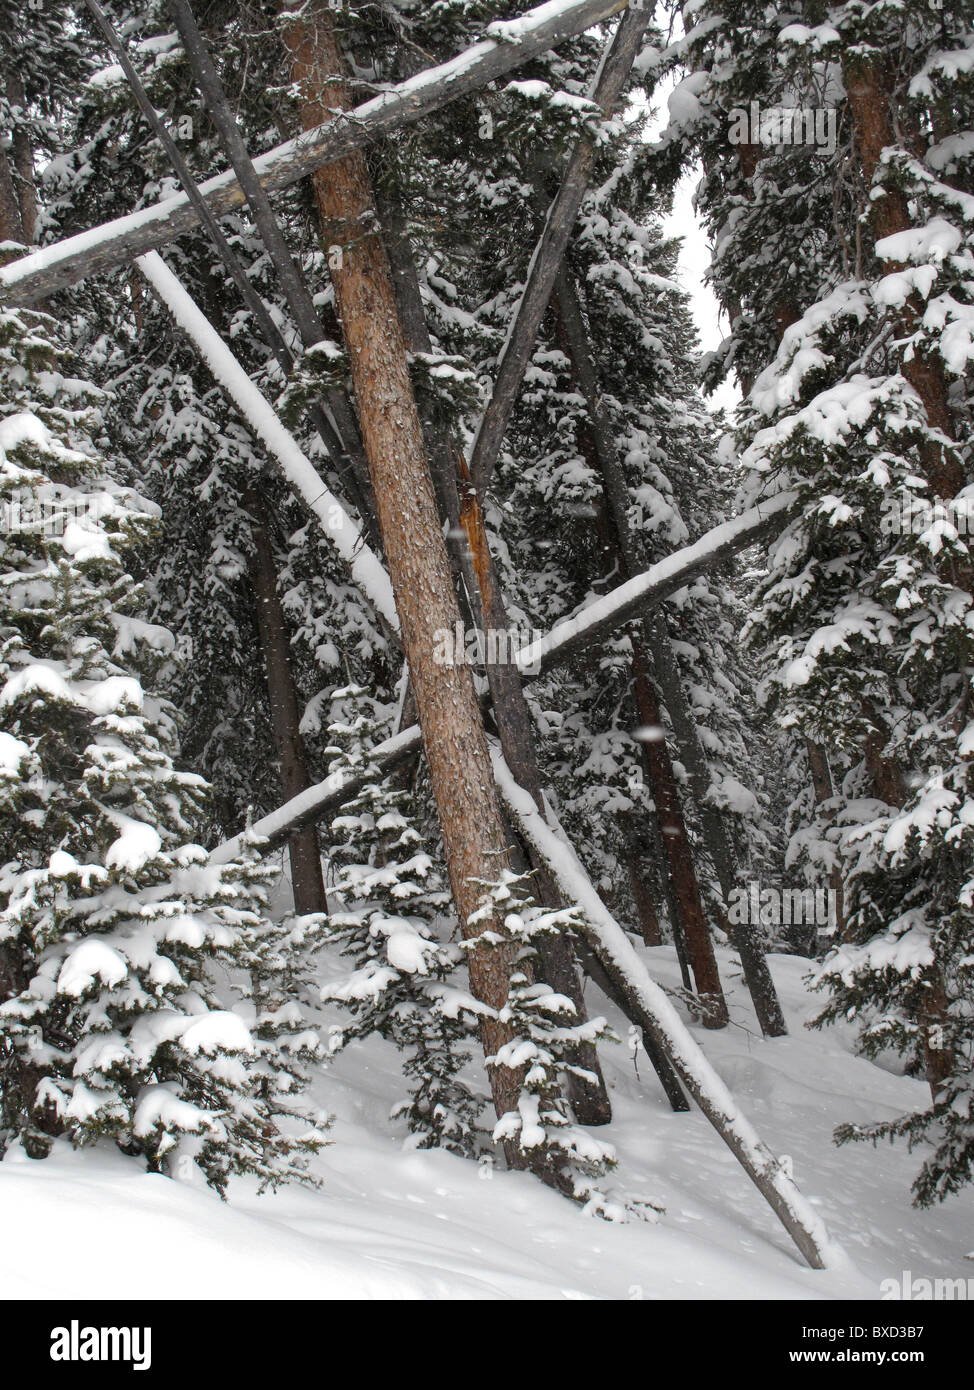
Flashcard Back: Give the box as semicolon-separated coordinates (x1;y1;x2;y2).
2;944;969;1300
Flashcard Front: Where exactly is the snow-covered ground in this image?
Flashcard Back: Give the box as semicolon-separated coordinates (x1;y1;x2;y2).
2;946;969;1300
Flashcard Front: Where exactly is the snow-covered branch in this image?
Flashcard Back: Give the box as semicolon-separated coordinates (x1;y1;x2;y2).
137;251;399;635
215;493;798;854
0;0;630;307
490;747;837;1272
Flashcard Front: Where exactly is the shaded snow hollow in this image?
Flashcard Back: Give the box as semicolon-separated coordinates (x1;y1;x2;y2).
1;949;969;1300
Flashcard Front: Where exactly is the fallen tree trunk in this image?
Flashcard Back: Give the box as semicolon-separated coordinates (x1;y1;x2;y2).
0;0;630;308
491;747;835;1272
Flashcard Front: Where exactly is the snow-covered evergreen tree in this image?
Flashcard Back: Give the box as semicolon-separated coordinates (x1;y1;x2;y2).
0;301;327;1191
677;0;974;1200
319;685;484;1155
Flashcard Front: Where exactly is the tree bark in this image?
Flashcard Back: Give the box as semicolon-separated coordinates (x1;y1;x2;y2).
1;62;36;243
0;143;25;245
630;642;729;1027
844;52;962;499
243;490;327;915
376;182;612;1124
280;0;557;1174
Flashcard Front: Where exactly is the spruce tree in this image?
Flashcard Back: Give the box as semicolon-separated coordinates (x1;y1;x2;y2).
0;301;327;1191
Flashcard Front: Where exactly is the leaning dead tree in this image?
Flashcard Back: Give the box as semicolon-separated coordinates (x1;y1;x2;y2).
0;0;631;307
492;749;833;1271
212;494;798;859
5;0;832;1266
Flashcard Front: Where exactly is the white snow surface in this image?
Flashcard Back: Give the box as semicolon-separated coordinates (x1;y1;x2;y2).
1;947;968;1300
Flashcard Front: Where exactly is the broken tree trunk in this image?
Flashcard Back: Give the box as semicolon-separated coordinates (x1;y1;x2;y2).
0;0;631;308
279;0;564;1177
492;749;834;1271
468;4;653;496
243;489;327;915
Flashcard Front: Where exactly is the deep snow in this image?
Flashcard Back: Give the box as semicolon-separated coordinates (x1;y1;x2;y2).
1;945;970;1300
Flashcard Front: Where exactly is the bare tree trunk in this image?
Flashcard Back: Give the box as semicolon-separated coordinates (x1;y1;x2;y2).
280;0;556;1173
0;144;25;245
630;642;729;1027
242;490;327;916
1;62;36;244
376;184;612;1124
622;823;661;947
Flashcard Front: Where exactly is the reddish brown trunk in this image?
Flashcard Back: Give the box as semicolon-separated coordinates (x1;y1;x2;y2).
244;491;327;916
280;1;547;1165
0;143;25;245
844;54;962;498
2;64;36;244
631;643;728;1026
919;975;954;1101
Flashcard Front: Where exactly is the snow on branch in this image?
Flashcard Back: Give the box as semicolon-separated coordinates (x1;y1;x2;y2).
523;491;798;673
490;746;838;1272
0;0;630;307
137;251;399;635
